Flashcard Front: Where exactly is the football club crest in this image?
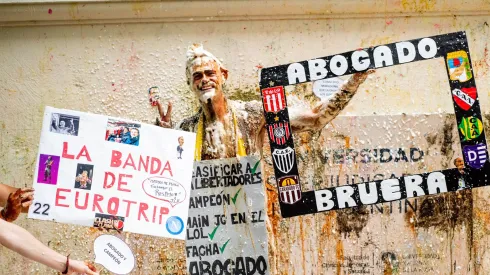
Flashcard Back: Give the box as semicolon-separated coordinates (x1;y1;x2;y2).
452;87;476;111
267;122;291;145
262;86;286;113
463;144;487;169
458;116;483;141
447;51;473;82
272;147;295;174
278;176;302;204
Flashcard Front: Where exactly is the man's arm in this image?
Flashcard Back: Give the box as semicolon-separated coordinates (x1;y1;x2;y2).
157;100;173;128
289;70;373;131
0;218;98;274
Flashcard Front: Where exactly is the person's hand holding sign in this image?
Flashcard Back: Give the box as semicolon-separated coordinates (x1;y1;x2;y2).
1;187;34;222
65;259;98;275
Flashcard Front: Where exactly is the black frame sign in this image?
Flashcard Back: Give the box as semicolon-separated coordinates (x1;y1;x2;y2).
259;31;489;218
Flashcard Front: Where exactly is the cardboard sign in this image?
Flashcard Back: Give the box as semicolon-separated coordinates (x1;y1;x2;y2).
186;156;269;275
28;106;196;239
94;235;135;274
259;31;489;218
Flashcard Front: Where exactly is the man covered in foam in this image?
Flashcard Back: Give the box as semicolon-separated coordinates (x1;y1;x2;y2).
160;43;373;161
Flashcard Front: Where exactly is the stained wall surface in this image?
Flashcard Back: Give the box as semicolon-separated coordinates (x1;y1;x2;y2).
1;0;490;274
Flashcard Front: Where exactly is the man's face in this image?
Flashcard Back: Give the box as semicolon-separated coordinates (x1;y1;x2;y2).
60;121;65;127
130;129;139;138
80;172;88;183
178;137;184;146
190;58;225;102
454;157;464;170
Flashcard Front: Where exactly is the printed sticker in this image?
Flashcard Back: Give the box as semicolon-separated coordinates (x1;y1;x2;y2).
267;122;291;145
93;213;125;231
458;116;483;141
452;87;476;111
278;176;302;204
463;144;487;169
262;86;286;113
447;51;472;82
272;147;295;174
166;216;184;235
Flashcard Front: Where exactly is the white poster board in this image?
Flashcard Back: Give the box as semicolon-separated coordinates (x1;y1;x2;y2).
186;156;269;275
28;106;196;239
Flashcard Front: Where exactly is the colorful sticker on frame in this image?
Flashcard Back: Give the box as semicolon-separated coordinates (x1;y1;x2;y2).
259;31;489;218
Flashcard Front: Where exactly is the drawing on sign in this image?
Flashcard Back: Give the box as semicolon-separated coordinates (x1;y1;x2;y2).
262;86;286;113
447;50;472;82
268;122;290;145
452;87;476;111
259;31;489;218
142;176;187;207
278;175;302;204
463;144;487;169
272;147;295;174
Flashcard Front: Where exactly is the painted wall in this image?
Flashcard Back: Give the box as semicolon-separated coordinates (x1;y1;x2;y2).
1;0;490;274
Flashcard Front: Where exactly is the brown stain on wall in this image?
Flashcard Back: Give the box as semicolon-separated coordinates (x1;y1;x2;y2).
416;190;473;230
336;206;370;237
404;206;417;236
334;136;371;237
299;216;307;274
335;238;344;275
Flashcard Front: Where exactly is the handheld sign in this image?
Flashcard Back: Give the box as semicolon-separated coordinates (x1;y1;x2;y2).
186;156;269;275
94;235;135;274
28;106;196;239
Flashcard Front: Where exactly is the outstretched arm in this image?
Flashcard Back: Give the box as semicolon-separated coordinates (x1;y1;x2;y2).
289;70;373;131
0;218;98;274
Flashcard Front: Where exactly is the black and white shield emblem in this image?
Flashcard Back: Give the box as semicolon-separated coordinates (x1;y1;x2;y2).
272;147;295;174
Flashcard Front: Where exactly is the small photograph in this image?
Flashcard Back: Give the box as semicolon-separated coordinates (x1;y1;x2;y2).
148;86;161;106
74;163;94;190
50;113;79;136
105;119;141;146
177;136;184;159
37;154;60;185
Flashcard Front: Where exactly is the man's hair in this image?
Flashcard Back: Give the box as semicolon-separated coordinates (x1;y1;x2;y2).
185;43;227;85
454;157;462;166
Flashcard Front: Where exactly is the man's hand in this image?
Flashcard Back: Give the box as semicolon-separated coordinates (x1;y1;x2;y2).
157;101;173;128
1;188;34;222
343;69;375;91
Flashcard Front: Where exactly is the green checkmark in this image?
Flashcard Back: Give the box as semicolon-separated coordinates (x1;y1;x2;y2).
251;159;261;174
208;224;220;240
219;239;231;253
231;188;242;205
